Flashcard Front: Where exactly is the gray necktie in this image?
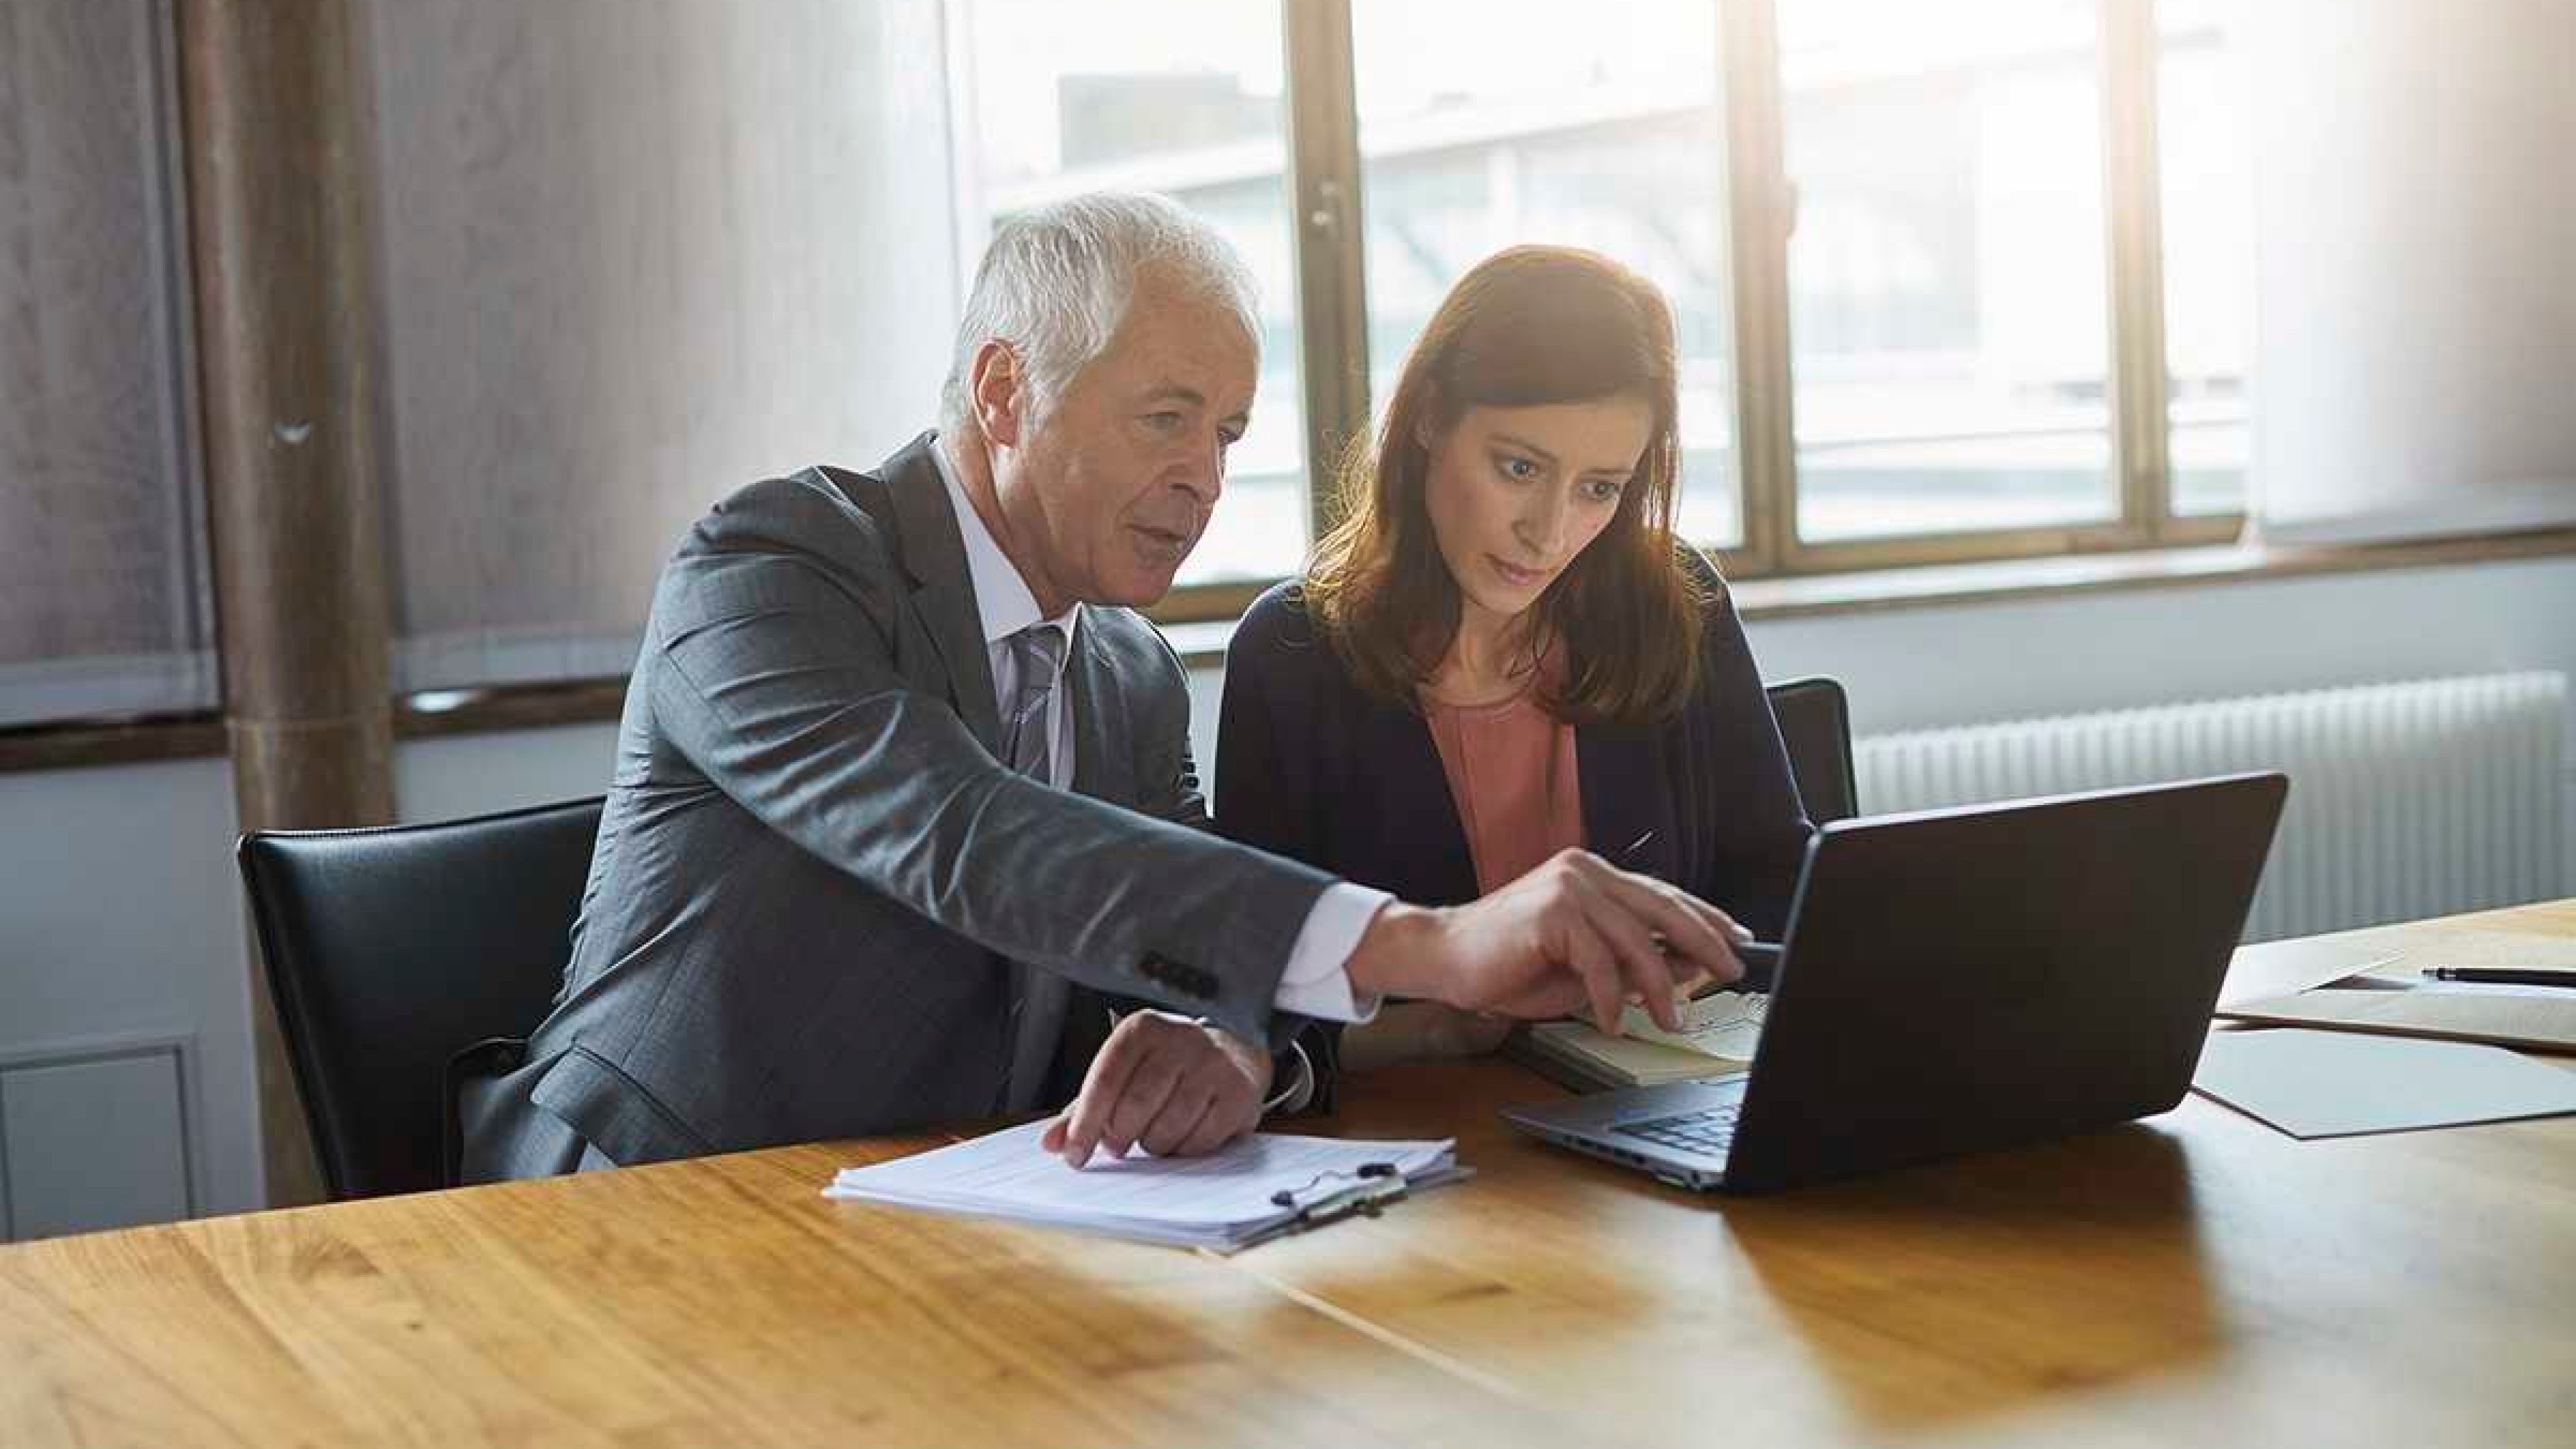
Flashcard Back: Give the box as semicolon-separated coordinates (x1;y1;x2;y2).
1000;623;1063;780
1000;623;1070;1112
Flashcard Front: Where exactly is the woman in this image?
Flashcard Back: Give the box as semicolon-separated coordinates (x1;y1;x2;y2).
1216;246;1812;1071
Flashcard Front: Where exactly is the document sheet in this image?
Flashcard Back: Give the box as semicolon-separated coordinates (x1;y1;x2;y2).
824;1120;1459;1251
1620;987;1770;1060
2191;1027;2576;1138
2219;925;2576;1053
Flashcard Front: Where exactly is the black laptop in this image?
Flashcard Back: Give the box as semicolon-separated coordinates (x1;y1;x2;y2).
1502;772;2289;1192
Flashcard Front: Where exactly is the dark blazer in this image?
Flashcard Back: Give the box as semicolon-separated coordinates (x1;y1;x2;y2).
462;434;1337;1179
1215;564;1813;943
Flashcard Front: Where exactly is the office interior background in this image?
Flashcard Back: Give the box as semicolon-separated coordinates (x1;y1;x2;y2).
1;0;2571;1240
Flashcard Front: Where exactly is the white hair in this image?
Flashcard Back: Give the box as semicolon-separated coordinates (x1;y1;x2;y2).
939;191;1263;435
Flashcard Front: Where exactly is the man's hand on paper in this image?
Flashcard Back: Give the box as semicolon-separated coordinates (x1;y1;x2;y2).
1042;1010;1271;1169
1346;849;1750;1034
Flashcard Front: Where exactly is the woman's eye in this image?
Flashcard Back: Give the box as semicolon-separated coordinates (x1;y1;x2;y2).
1584;478;1625;502
1143;411;1184;433
1497;454;1541;482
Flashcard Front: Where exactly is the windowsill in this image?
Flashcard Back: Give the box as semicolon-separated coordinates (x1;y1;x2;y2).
1721;524;2576;623
6;525;2573;775
1169;524;2576;661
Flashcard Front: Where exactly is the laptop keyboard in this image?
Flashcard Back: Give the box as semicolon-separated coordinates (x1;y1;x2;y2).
1615;1104;1742;1157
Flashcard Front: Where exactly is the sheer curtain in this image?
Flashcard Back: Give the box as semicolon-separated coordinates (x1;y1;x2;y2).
362;0;962;692
2250;0;2576;545
0;0;213;727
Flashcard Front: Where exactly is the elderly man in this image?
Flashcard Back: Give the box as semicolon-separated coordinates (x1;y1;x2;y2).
462;193;1746;1181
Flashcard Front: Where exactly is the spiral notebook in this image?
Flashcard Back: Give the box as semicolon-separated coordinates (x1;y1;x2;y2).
823;1120;1464;1252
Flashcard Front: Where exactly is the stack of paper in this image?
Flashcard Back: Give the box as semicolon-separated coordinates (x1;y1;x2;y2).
823;1120;1460;1252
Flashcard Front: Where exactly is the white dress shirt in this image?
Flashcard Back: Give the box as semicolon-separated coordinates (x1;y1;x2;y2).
930;445;1387;1107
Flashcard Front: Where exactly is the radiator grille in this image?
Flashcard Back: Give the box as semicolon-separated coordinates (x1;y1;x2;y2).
1853;673;2569;941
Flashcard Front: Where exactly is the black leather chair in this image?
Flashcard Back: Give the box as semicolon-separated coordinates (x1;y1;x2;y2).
1764;676;1859;824
236;796;603;1200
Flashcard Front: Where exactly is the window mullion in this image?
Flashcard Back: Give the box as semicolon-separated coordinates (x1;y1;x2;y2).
2102;0;2174;539
1721;0;1794;576
1281;0;1370;541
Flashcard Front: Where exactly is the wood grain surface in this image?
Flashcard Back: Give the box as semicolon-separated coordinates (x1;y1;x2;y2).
5;901;2571;1448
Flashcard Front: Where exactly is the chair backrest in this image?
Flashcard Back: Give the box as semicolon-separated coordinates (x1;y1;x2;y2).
236;796;603;1199
1765;676;1860;824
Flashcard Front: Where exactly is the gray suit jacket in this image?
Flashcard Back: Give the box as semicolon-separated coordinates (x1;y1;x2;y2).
460;435;1336;1179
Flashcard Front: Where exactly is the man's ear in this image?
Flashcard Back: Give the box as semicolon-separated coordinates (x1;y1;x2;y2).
969;339;1026;449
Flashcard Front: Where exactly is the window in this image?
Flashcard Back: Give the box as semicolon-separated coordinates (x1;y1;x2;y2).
947;0;2249;618
951;0;1309;590
1348;0;1743;547
1778;0;2117;544
2156;0;2252;517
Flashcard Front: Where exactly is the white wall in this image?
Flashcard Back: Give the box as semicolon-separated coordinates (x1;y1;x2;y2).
398;724;621;824
0;758;256;1224
1749;553;2576;737
2251;0;2576;543
5;551;2570;1232
1176;553;2576;898
1187;552;2576;796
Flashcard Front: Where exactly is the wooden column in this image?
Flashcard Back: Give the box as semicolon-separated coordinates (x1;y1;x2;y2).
176;0;396;1207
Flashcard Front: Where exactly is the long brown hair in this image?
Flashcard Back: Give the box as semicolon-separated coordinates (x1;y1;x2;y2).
1302;245;1707;724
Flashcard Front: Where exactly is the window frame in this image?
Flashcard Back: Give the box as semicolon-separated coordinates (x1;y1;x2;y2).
1146;0;2247;625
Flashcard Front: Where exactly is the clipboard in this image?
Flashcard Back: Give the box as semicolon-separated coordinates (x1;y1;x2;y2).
1240;1160;1476;1248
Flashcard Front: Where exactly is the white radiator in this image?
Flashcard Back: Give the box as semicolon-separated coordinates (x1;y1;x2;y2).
1852;672;2569;943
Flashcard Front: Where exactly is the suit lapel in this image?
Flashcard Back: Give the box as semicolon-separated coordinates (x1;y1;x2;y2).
916;574;1004;755
845;435;1083;1111
1064;623;1117;801
884;436;1116;1109
876;435;1005;755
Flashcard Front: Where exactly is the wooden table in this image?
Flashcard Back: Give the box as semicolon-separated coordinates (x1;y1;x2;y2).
8;902;2574;1448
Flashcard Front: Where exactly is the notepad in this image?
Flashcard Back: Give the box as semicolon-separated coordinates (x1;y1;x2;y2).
1505;988;1767;1092
1511;1022;1748;1092
822;1120;1462;1252
1621;987;1770;1059
2190;1028;2576;1138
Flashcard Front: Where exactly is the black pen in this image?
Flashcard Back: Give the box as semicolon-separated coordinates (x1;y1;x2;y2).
2420;966;2576;988
1617;830;1782;992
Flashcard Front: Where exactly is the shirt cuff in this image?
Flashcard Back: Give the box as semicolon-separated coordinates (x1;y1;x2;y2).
1270;883;1391;1024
